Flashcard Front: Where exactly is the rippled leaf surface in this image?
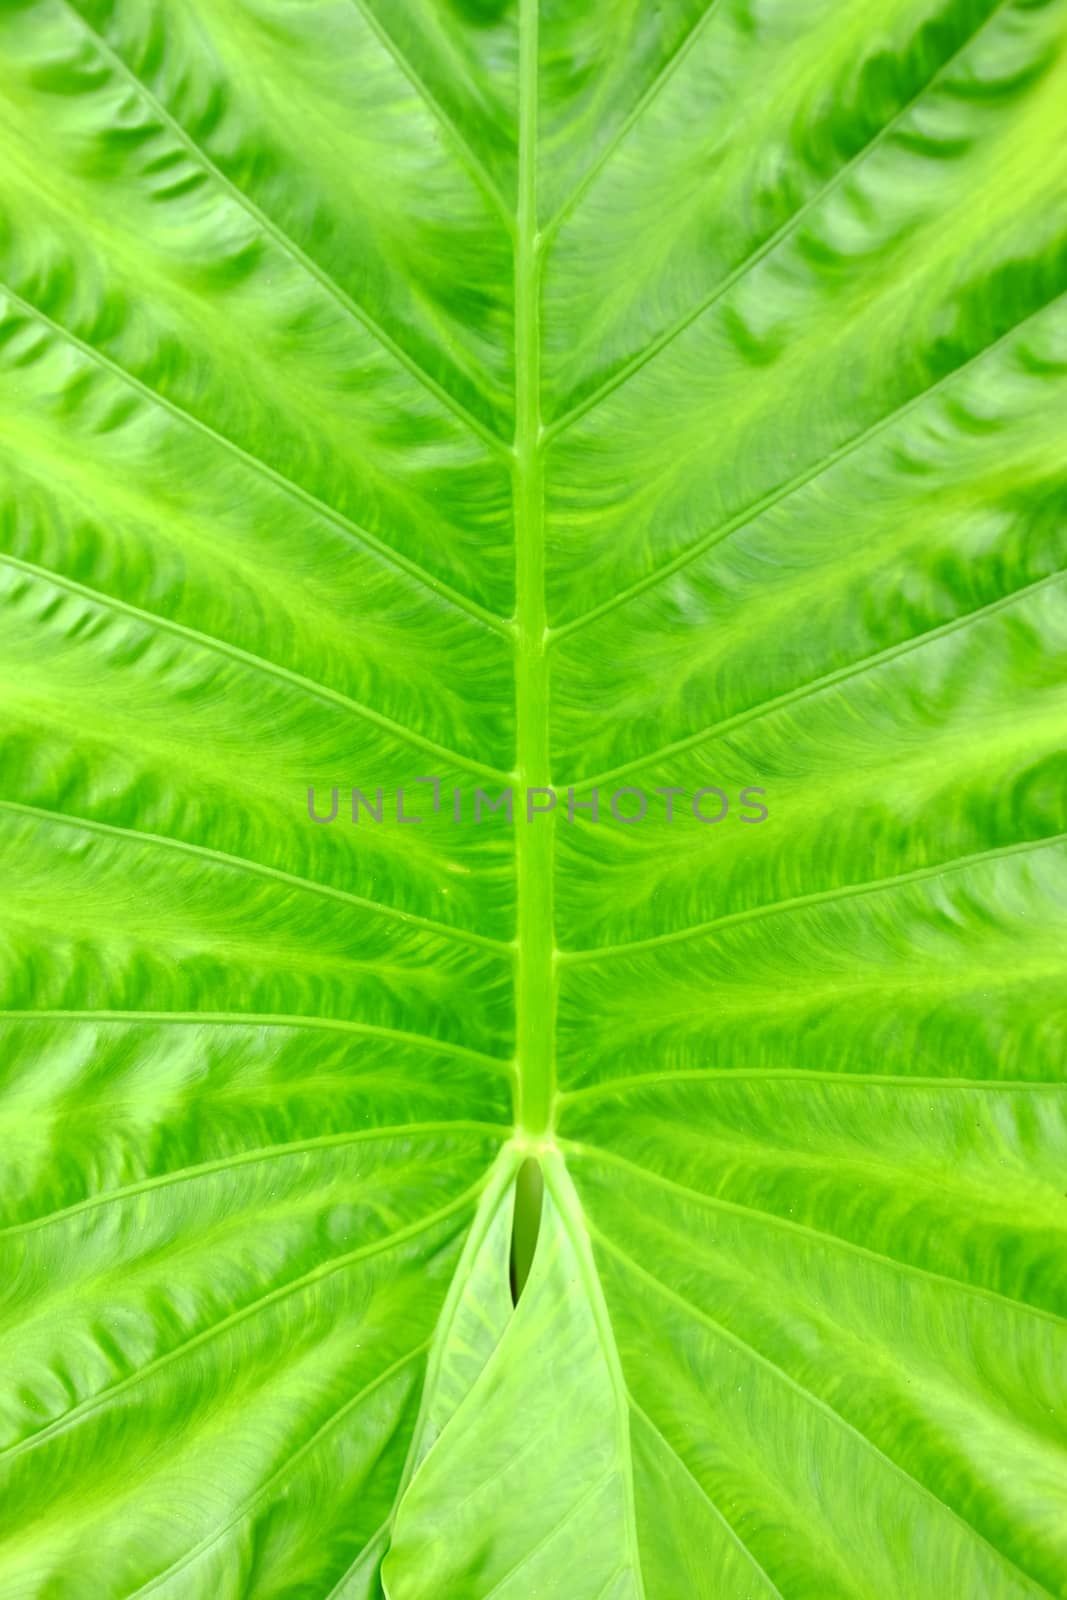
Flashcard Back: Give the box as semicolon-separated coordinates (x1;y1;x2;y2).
1;0;1066;1595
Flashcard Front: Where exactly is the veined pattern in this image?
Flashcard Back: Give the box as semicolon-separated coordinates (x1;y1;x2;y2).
0;0;1066;1595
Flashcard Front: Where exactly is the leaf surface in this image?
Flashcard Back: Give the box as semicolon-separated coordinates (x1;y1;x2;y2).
1;0;1066;1595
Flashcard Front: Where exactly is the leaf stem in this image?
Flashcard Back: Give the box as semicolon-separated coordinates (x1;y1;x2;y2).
513;0;556;1136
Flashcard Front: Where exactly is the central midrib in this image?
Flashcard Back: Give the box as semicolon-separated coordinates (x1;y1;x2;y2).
513;0;555;1137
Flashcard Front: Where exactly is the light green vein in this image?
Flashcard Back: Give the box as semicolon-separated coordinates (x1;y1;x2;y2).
558;831;1067;963
627;1397;784;1599
559;1068;1067;1101
588;1227;1055;1598
346;0;512;229
546;1157;648;1600
550;287;1067;642
540;0;728;247
0;798;510;954
543;0;1010;440
512;0;556;1136
129;1339;431;1599
0;550;511;782
0;1121;506;1238
563;1142;1067;1332
569;566;1067;789
2;1175;489;1463
60;0;511;456
479;1469;618;1600
0;284;513;638
0;1010;515;1074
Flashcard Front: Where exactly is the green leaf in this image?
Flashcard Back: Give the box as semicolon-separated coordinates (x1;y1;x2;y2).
1;0;1066;1595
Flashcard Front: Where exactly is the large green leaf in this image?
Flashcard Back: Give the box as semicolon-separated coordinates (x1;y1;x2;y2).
1;0;1066;1594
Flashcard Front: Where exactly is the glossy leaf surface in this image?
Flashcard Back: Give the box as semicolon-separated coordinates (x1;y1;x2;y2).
1;0;1066;1595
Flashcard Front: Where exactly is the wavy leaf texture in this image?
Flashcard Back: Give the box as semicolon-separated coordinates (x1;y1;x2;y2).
1;0;1066;1595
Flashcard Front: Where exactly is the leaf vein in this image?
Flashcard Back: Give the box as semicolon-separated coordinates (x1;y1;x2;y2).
589;1226;1057;1597
1;1178;488;1461
346;0;513;228
551;287;1067;641
627;1394;784;1598
478;1469;618;1600
545;0;1012;439
0;551;511;783
126;1341;431;1599
60;0;511;454
541;0;728;246
0;797;510;954
546;1160;648;1600
0;284;512;638
0;1122;505;1237
0;1009;515;1073
564;1143;1067;1332
558;831;1067;963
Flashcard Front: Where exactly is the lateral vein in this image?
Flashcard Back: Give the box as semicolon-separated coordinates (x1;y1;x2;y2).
540;0;728;246
0;285;512;638
558;830;1067;964
551;286;1067;642
566;567;1067;790
543;0;1011;440
0;1122;504;1237
627;1395;784;1598
563;1144;1067;1332
59;0;511;455
589;1227;1057;1597
546;1160;648;1600
1;1179;489;1461
0;550;510;783
346;0;513;229
127;1341;431;1599
0;1009;515;1073
0;797;510;954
